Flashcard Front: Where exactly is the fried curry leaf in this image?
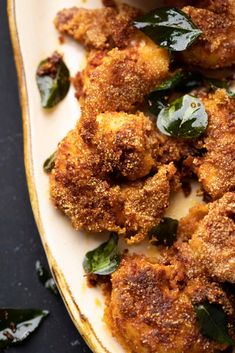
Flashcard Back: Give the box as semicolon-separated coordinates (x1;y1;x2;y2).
0;308;49;348
150;70;206;102
206;78;235;98
148;71;203;115
43;152;56;173
157;94;208;139
148;72;234;116
83;233;120;275
148;95;166;116
36;52;70;108
133;8;202;51
152;71;186;93
194;303;235;346
148;217;178;246
152;71;234;97
35;261;59;296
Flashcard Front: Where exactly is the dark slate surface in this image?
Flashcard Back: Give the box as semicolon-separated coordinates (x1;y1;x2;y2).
0;1;92;352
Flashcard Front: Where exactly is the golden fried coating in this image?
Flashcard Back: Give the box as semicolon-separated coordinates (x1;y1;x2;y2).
83;111;157;180
50;112;178;243
177;203;209;242
193;89;235;199
54;3;141;50
77;38;169;118
56;3;170;119
165;0;235;16
190;192;235;283
120;165;176;244
181;9;235;69
105;253;233;353
179;1;235;68
174;0;234;14
79;111;191;180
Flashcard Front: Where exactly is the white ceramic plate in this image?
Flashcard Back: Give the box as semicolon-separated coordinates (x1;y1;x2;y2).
8;1;205;352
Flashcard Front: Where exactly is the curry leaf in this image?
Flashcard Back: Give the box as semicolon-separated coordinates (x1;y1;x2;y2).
148;71;202;115
0;308;49;348
148;95;166;116
148;71;184;115
149;70;203;99
148;217;178;246
83;233;120;275
206;78;235;98
151;71;186;93
35;261;59;296
148;72;234;117
151;72;234;97
133;8;202;51
36;52;70;108
194;303;235;346
157;94;208;139
43;152;56;173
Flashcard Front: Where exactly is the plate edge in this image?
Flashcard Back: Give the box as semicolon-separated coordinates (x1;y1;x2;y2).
7;2;111;353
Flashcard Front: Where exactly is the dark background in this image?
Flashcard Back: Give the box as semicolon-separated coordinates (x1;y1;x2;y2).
0;2;92;352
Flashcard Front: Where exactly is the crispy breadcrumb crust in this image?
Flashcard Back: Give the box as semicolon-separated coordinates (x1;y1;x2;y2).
49;112;180;244
55;0;235;69
177;203;209;242
54;3;141;50
105;253;234;353
190;192;235;283
80;111;158;180
77;39;170;118
193;89;235;199
180;4;235;68
166;0;235;68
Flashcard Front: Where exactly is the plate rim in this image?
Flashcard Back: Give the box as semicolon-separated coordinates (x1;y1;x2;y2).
7;1;110;352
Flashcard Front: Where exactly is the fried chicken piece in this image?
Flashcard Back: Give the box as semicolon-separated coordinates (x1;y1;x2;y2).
166;0;235;68
54;3;141;50
80;111;190;181
190;192;235;283
192;89;235;199
120;165;176;244
50;112;177;243
105;253;234;353
181;9;235;69
57;3;170;117
76;38;169;118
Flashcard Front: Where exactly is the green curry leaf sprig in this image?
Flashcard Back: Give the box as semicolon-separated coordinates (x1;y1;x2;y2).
148;217;178;246
157;94;208;139
36;51;70;108
43;152;56;173
83;233;120;276
133;8;202;51
148;71;235;116
35;261;59;296
194;302;235;346
0;308;49;348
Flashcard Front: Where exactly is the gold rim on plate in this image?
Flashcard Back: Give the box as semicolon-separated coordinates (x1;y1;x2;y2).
7;1;110;352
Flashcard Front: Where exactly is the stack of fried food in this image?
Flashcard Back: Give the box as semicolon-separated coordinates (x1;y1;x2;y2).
50;0;235;352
